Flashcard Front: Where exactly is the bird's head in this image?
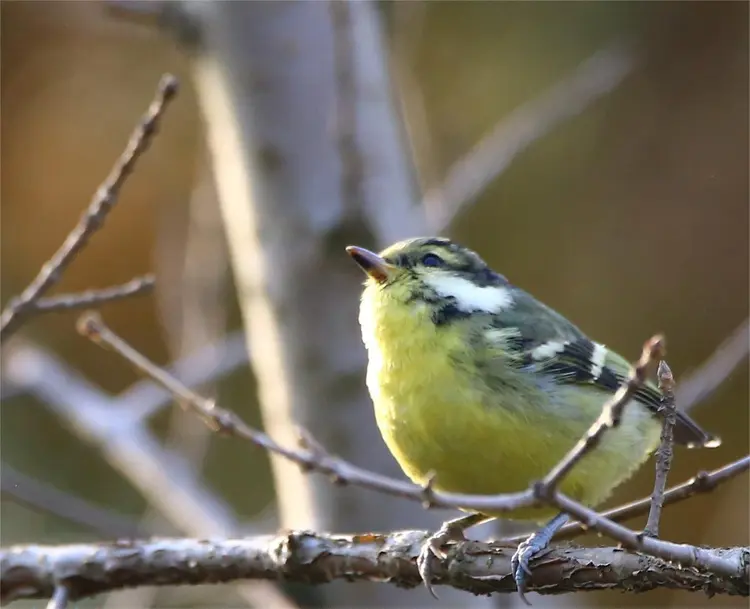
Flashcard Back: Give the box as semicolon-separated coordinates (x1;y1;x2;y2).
346;237;513;326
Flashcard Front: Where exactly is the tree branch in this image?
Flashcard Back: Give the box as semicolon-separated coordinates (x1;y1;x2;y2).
2;341;296;609
75;311;537;515
73;312;750;590
422;43;636;231
677;318;749;413
2;342;241;535
0;463;145;539
0;76;176;341
504;454;750;544
548;492;746;579
2;532;746;604
644;360;677;537
27;275;155;314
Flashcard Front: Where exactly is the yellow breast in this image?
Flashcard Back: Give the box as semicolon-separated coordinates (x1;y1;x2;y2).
358;285;662;521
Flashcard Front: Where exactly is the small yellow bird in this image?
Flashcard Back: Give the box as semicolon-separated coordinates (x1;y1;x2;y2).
346;237;719;601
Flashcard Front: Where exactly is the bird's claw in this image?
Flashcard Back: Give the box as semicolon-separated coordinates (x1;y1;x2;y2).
416;523;467;599
511;533;548;606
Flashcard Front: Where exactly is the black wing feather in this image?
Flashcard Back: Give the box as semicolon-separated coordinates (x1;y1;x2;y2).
501;289;719;448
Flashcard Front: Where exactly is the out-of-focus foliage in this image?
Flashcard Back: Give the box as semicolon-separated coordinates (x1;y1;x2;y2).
1;2;747;608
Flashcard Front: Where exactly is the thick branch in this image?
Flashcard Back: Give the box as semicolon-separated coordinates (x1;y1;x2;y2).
2;532;746;603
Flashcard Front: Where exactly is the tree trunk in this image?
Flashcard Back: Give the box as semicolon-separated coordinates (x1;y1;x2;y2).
189;1;492;606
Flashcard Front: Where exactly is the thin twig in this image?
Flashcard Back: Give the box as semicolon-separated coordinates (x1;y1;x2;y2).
423;43;635;231
504;454;750;543
550;492;743;579
76;315;747;584
117;331;249;423
1;463;145;539
3;341;241;537
644;360;677;537
4;341;297;609
78;314;737;529
76;311;536;515
0;75;178;341
28;275;155;313
677;318;749;413
540;335;665;492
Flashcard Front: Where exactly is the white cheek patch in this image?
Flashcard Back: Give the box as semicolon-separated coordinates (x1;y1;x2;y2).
424;273;514;313
590;342;608;381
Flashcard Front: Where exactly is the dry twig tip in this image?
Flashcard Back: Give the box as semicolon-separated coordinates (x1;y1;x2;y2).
0;74;178;340
644;359;677;538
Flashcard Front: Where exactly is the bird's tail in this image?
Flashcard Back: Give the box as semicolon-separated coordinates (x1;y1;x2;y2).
673;410;721;448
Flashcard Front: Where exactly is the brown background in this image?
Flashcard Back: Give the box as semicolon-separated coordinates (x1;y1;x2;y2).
1;2;747;608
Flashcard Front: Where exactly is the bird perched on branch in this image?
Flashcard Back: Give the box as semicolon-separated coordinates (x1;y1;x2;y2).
346;237;720;602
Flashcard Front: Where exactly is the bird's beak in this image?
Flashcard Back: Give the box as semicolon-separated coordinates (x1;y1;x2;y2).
346;246;395;283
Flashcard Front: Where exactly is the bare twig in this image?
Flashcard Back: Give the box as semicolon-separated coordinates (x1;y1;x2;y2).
112;162;231;609
76;315;747;586
0;463;145;539
76;311;536;515
28;275;155;314
3;342;240;536
2;532;746;603
540;335;665;491
423;43;635;231
0;76;178;341
677;318;749;413
505;454;750;543
644;360;677;537
2;332;249;425
117;332;249;423
550;492;744;579
3;341;297;609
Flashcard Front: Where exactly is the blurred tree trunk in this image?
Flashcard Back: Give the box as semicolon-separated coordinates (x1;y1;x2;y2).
186;1;491;606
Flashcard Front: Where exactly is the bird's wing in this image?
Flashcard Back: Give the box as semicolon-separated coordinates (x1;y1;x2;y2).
484;288;720;448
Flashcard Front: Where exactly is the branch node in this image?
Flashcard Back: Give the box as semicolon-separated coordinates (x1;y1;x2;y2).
76;311;105;342
296;426;327;457
210;409;237;436
531;480;551;502
329;474;346;486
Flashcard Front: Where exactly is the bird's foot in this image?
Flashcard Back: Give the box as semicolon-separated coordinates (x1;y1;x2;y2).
511;512;569;606
416;522;466;599
417;513;489;599
510;533;546;606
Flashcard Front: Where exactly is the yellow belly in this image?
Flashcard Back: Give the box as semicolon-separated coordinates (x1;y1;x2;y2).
362;297;661;522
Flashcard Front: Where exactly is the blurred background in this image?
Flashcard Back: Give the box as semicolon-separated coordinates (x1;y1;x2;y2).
1;2;747;608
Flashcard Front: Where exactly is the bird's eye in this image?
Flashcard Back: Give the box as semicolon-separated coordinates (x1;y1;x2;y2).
421;253;444;267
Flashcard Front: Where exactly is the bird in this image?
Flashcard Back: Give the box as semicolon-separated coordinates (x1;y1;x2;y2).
345;236;720;603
